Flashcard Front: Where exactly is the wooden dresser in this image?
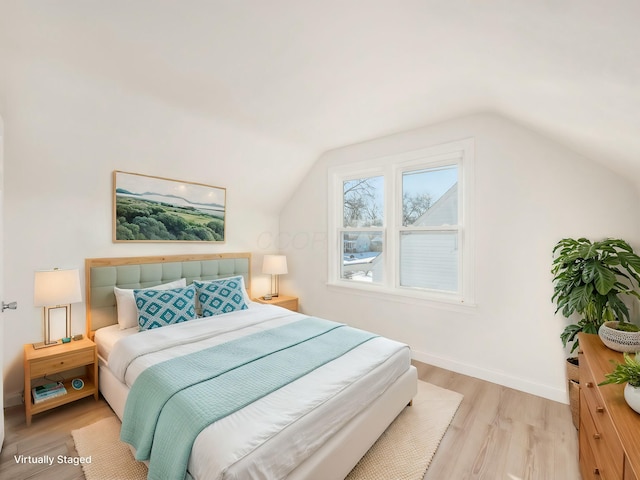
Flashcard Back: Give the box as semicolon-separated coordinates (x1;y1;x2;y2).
578;333;640;479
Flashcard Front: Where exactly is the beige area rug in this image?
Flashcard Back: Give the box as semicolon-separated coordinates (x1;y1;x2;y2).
345;381;463;480
72;416;147;480
72;381;462;480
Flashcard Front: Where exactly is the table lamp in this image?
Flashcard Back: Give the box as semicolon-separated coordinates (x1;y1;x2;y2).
33;268;82;349
262;255;288;299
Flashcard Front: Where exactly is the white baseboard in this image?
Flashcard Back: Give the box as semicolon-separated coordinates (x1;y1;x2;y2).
4;390;24;408
411;349;568;405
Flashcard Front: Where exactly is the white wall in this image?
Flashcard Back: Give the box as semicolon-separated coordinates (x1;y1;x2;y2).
280;113;640;403
0;48;314;404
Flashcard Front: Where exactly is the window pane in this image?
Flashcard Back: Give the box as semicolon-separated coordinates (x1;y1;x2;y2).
343;176;384;227
400;231;458;291
402;166;457;227
342;231;384;283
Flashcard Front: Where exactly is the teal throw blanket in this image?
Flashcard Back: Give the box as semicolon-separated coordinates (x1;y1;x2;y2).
120;317;377;480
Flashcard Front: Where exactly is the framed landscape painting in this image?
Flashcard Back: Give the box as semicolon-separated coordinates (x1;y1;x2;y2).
113;171;226;242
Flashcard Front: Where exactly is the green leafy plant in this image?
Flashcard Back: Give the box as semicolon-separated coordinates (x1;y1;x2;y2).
615;322;640;332
551;238;640;352
599;353;640;388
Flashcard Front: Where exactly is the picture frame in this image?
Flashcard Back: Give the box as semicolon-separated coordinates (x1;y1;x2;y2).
113;171;226;243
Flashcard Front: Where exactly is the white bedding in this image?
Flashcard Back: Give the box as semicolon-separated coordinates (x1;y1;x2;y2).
94;323;136;361
98;304;411;480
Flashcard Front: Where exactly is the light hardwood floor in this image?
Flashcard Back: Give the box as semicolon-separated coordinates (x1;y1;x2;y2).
416;362;581;480
1;361;580;480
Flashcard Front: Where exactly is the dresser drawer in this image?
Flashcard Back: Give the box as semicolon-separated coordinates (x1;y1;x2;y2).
626;455;639;480
580;421;603;479
580;359;606;417
578;334;640;480
29;347;95;378
580;389;623;479
581;360;624;464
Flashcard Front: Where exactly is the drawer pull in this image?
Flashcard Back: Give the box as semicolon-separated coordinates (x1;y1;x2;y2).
586;382;594;388
596;406;604;413
594;468;600;476
593;433;601;440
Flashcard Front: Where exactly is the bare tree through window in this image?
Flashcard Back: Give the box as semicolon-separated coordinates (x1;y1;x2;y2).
343;178;383;227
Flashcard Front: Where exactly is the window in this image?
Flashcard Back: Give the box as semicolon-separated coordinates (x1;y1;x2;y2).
400;165;459;291
341;175;384;283
328;139;474;305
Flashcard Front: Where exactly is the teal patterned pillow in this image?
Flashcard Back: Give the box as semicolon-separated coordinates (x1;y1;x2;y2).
135;284;196;331
194;277;248;317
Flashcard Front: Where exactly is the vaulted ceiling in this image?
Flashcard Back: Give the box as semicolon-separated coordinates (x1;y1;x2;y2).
3;1;640;189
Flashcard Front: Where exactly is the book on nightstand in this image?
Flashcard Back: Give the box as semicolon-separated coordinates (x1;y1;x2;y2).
32;382;67;403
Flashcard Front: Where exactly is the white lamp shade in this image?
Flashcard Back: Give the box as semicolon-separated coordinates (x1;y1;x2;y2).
262;255;288;275
34;268;82;306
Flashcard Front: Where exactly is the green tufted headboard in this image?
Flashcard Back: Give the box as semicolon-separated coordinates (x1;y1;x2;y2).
85;253;251;338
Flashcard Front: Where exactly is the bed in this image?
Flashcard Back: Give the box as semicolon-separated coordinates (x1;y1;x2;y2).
85;253;417;480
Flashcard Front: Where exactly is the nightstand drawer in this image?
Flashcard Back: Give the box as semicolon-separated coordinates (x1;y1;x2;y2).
30;348;94;378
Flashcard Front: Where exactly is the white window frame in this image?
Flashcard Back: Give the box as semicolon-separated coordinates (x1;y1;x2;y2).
327;138;475;307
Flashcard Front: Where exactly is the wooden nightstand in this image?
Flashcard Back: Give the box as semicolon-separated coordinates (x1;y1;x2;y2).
253;295;299;312
23;337;99;426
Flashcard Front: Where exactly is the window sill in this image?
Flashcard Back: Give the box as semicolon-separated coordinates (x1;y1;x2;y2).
326;281;477;312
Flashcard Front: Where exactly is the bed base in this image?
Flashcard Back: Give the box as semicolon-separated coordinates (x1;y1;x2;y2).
289;365;418;480
99;362;417;479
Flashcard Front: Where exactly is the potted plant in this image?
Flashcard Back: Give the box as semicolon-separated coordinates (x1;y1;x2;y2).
552;238;640;352
552;237;640;427
599;352;640;413
599;321;640;352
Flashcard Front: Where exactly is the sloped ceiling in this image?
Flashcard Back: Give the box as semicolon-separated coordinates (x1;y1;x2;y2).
3;1;640;195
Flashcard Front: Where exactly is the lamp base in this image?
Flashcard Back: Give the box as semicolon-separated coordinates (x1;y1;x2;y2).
32;339;62;350
270;275;281;299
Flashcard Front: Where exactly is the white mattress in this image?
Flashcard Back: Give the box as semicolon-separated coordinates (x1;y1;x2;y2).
96;304;411;480
94;323;136;361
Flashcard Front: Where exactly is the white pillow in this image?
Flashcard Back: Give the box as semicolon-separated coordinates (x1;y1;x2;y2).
114;278;187;329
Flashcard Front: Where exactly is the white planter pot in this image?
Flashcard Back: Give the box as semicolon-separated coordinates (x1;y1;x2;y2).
624;383;640;414
598;321;640;353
